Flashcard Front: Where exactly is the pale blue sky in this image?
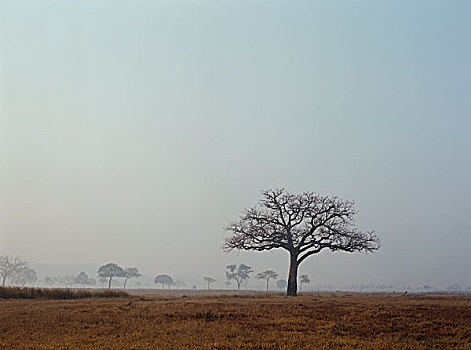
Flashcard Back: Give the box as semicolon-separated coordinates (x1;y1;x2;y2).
1;0;470;288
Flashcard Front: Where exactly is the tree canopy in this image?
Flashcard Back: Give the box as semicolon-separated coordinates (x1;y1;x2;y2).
154;274;174;289
97;263;124;289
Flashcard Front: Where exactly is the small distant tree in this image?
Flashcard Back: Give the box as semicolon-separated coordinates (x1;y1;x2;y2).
256;270;278;291
154;274;174;289
45;276;58;288
447;284;462;292
174;280;185;289
276;279;287;290
225;264;252;291
299;274;310;291
204;277;216;290
0;256;27;286
87;278;96;287
74;272;90;288
11;266;37;287
122;267;141;290
192;284;197;290
423;285;433;292
97;263;124;289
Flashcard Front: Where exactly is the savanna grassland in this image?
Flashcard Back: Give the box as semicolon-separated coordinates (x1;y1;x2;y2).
1;290;471;349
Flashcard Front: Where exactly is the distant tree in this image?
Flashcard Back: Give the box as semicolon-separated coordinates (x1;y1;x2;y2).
423;285;433;292
154;274;174;289
122;267;141;290
74;272;90;288
45;276;58;288
447;284;462;292
224;280;231;290
87;278;96;287
61;276;75;288
0;256;27;287
11;266;37;287
299;274;310;291
204;277;216;290
224;189;380;296
73;272;95;288
174;280;185;289
192;284;197;290
225;264;252;291
256;270;278;291
97;263;124;289
276;279;287;290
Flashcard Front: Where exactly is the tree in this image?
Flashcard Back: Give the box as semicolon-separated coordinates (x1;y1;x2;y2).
75;272;90;288
45;276;58;288
256;270;278;291
225;264;252;291
276;279;287;290
11;266;37;287
0;256;27;287
154;274;173;289
204;277;216;290
97;263;124;289
224;189;380;296
61;276;75;288
299;274;310;291
174;280;185;289
224;280;231;290
122;267;142;290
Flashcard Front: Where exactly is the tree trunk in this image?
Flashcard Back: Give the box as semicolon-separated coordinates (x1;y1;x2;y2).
123;277;128;290
287;253;299;296
237;281;240;291
2;276;6;287
266;279;269;291
108;277;112;289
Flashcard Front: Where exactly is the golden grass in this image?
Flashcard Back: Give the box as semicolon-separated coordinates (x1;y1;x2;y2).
0;286;129;299
1;292;470;349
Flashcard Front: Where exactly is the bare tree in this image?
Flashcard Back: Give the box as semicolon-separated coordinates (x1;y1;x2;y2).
11;266;37;287
299;274;310;291
154;274;173;289
0;256;27;287
256;270;278;291
204;276;216;290
122;267;142;290
224;189;380;296
97;263;124;289
225;264;252;291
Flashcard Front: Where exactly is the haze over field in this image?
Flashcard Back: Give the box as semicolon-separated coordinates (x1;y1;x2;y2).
1;1;470;289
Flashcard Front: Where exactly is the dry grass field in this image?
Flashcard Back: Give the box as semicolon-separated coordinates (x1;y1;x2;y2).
1;290;471;349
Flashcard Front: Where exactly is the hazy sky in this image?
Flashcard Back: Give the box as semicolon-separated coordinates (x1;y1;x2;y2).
1;0;470;289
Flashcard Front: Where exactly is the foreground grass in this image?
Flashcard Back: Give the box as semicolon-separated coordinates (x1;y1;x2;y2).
1;292;471;349
0;286;129;299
